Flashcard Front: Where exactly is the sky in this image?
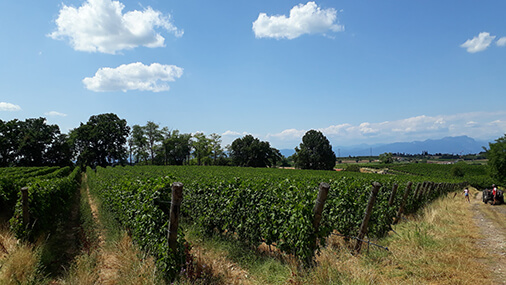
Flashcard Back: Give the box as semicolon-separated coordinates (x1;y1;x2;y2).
1;0;506;150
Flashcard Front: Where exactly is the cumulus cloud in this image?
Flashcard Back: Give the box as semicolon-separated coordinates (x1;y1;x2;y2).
496;37;506;47
222;130;250;137
49;0;183;54
44;111;67;117
252;1;343;39
268;128;306;139
0;102;21;111
83;62;183;92
461;32;495;53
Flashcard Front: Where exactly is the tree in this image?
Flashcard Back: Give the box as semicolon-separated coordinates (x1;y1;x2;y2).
379;152;394;164
229;135;280;167
294;130;336;170
0;119;22;166
70;113;130;167
0;118;71;167
17;118;59;166
130;125;148;164
485;134;506;183
144;121;167;164
162;130;192;165
209;133;225;164
192;132;212;165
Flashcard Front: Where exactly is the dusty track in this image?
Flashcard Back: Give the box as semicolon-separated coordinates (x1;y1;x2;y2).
470;188;506;284
83;173;119;284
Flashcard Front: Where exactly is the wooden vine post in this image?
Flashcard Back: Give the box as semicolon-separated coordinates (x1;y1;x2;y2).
21;187;29;227
394;181;412;224
388;183;398;206
168;182;183;256
354;182;381;254
309;182;330;263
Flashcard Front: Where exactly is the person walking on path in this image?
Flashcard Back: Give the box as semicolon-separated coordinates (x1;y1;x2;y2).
464;187;470;203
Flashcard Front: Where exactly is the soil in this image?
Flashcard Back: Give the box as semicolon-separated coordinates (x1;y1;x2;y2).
470;188;506;284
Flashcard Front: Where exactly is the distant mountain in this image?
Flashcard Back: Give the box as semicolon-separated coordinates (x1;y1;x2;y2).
335;136;489;157
279;136;489;158
280;148;296;157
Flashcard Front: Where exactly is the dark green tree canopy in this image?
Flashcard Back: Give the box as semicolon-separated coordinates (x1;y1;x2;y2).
0;118;71;167
229;135;281;167
162;130;192;165
379;152;394;164
70;113;130;167
486;134;506;184
294;130;336;170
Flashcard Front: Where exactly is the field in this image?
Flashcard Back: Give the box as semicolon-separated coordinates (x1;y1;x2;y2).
0;163;503;284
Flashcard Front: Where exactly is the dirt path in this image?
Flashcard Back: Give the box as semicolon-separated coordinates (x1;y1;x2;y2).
470;188;506;284
82;173;120;284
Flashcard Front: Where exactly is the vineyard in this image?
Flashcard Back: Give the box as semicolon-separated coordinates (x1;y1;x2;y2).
84;165;469;280
0;166;81;239
0;164;487;282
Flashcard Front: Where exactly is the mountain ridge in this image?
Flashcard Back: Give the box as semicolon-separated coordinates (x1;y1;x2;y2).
280;135;490;157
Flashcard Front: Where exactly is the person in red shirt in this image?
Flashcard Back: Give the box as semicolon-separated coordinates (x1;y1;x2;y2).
492;184;498;205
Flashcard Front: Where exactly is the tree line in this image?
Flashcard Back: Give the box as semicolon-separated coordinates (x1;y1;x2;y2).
0;113;337;170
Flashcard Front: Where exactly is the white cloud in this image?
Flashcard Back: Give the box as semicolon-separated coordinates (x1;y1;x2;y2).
465;121;478;127
267;128;306;139
44;111;67;117
252;1;343;39
83;62;183;92
266;111;506;148
0;102;21;111
222;130;251;137
49;0;183;54
497;37;506;47
461;32;495;53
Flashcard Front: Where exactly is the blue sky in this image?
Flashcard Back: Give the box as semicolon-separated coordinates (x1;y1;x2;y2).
1;0;506;149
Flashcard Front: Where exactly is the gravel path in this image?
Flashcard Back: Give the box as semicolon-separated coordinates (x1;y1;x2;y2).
470;188;506;284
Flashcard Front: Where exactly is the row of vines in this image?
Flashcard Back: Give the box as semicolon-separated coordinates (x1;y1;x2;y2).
86;165;469;280
0;166;81;239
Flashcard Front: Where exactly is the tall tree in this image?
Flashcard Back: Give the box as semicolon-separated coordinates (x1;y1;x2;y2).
192;132;212;165
0;119;22;166
163;130;192;165
130;124;148;164
229;135;280;167
70;113;130;167
209;133;225;164
17;118;60;166
144;121;167;164
294;130;336;170
486;134;506;184
0;118;71;166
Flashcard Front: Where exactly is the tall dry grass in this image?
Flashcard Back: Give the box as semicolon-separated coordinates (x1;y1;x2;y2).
0;228;43;284
300;189;493;284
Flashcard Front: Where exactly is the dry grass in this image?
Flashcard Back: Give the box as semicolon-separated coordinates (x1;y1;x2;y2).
58;252;99;285
0;228;42;284
299;190;493;285
57;233;160;285
98;233;160;285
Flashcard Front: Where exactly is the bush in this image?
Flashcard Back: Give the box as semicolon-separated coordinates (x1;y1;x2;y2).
344;164;361;172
